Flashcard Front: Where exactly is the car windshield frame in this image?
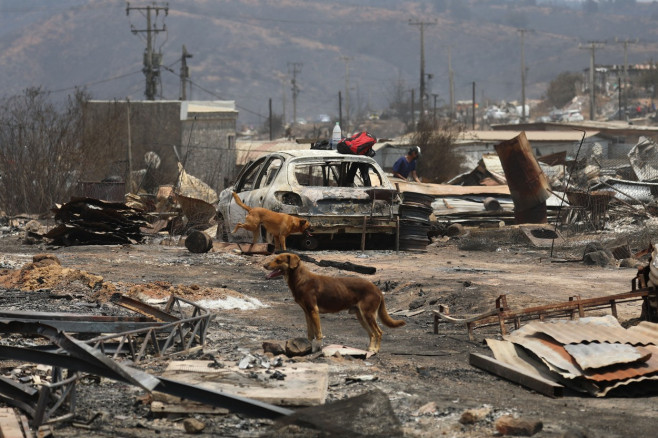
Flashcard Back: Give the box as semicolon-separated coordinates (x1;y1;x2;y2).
290;158;384;188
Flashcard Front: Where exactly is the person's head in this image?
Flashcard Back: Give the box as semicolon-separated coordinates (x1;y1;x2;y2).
407;146;421;160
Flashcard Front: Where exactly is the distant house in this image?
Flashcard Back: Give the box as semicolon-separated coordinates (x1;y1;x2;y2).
492;120;658;159
454;130;605;167
83;100;238;194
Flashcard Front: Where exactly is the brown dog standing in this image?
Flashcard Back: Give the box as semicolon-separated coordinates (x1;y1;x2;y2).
231;192;310;250
263;253;405;353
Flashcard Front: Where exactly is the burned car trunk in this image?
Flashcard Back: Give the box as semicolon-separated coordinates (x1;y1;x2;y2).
217;150;400;249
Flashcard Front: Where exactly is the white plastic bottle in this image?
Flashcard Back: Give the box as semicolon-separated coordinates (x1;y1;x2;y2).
331;122;342;149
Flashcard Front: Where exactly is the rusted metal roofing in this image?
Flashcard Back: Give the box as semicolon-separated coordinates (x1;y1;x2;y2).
490;318;658;397
505;332;582;379
520;316;657;346
564;343;651;370
456;130;600;143
583;346;658;383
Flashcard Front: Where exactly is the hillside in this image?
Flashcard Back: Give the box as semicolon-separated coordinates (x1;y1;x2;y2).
1;0;658;126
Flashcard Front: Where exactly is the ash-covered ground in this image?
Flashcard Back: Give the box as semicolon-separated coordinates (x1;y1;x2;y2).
1;223;657;437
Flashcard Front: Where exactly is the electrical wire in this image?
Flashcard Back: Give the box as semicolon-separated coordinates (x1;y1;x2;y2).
160;67;266;118
49;69;143;94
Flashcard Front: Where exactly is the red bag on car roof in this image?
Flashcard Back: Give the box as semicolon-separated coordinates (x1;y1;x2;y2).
337;131;377;157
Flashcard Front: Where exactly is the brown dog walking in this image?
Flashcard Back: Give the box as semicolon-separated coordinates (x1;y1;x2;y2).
263;253;405;353
232;192;311;250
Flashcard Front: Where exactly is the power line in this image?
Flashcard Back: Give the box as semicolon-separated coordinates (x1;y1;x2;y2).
160;68;266;118
50;69;144;94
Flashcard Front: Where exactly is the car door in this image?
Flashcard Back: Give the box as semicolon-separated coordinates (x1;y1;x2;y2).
227;155;285;242
226;157;268;241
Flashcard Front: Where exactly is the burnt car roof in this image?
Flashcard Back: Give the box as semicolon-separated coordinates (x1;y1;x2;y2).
274;149;376;161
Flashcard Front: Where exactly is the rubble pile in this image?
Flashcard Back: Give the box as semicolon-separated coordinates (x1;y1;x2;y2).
483;316;658;397
44;197;148;246
0;254;107;294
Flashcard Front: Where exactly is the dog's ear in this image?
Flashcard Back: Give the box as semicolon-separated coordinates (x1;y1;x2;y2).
298;219;307;227
287;253;299;269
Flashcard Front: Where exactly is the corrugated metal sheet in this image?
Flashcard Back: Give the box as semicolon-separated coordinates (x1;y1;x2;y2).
563;343;650;370
520;316;657;346
485;339;553;378
583;346;658;383
505;332;582;379
627;321;658;340
594;373;658;397
481;154;504;174
488;318;658;397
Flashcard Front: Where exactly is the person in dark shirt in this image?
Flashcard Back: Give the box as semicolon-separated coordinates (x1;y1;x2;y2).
392;146;421;182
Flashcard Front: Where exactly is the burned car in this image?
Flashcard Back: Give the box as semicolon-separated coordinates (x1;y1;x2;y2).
217;150;400;249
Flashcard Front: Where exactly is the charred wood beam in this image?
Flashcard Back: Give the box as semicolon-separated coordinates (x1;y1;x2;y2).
282;251;376;275
110;293;180;323
469;353;564;398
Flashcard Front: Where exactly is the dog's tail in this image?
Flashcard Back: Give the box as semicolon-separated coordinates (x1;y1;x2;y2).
232;192;251;212
378;298;406;328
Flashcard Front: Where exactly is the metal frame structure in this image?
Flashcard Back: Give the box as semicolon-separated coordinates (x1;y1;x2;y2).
0;368;79;429
87;311;213;362
0;322;293;420
434;288;658;340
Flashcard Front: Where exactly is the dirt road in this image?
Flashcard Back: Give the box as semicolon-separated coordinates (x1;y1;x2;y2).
0;226;655;437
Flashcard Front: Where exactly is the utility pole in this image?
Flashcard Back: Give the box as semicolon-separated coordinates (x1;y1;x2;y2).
269;98;273;141
126;2;169;100
410;89;415;128
432;93;439;125
288;62;303;127
472;82;476;130
179;45;192;100
338;91;343;128
448;46;455;120
618;74;623;120
409;19;436;118
616;38;638;114
281;80;287;127
518;29;528;122
340;56;353;132
579;41;605;120
126;98;133;189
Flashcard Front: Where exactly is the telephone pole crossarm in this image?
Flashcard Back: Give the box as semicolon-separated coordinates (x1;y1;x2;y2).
126;2;170;100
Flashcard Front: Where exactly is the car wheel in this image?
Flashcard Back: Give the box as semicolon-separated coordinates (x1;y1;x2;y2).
216;214;229;241
300;235;320;250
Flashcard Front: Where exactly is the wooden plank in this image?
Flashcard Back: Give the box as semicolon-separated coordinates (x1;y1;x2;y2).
150;400;229;415
396;181;511;196
160;360;328;406
0;408;26;438
469;353;564;398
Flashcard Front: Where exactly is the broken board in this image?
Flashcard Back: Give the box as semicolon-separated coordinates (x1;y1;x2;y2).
519;224;565;248
160;360;328;406
0;408;26;438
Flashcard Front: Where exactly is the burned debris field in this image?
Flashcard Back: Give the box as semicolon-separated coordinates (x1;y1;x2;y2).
1;217;657;437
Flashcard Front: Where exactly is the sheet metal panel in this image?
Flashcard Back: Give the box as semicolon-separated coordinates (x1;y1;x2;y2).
519;316;657;346
504;333;582;379
563;343;651;370
627;321;658;340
